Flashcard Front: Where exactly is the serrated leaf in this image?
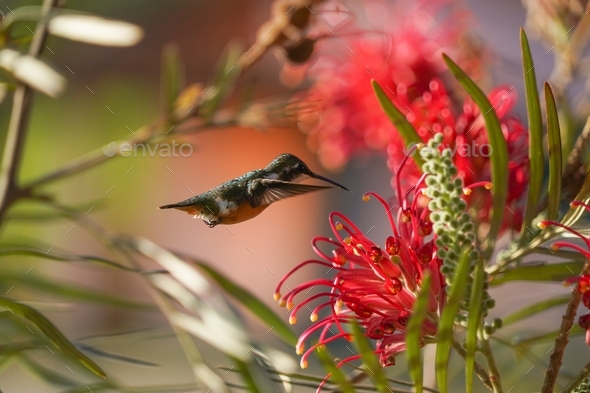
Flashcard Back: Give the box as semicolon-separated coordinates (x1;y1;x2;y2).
502;295;571;326
519;29;545;245
350;321;389;393
405;272;432;393
372;80;425;169
436;249;471;393
466;259;484;393
545;83;562;221
490;261;584;285
443;54;508;258
196;261;297;346
161;43;185;120
0;298;106;378
315;347;356;393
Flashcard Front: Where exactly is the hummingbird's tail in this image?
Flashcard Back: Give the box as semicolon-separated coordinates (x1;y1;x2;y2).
158;201;201;216
158;203;180;209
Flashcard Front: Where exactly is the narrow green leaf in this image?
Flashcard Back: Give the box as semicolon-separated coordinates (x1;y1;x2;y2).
200;42;242;122
196;261;297;346
405;272;432;393
3;273;152;310
372;79;425;169
443;54;508;258
0;298;106;378
350;321;389;393
490;260;585;285
519;29;545;244
561;170;590;228
161;43;185;119
436;249;471;393
466;259;484;393
232;357;275;393
502;295;571;326
19;355;78;386
515;325;583;347
315;347;356;393
545;83;562;221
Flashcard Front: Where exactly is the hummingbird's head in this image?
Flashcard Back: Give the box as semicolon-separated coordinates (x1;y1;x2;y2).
266;154;350;191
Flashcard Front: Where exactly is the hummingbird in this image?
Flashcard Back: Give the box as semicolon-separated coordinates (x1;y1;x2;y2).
158;153;350;227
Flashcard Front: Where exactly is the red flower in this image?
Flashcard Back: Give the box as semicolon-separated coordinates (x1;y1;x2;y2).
275;155;444;389
539;201;590;345
296;1;529;230
298;0;482;171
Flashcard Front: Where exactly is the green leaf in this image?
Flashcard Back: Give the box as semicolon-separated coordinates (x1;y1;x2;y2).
195;261;297;346
436;248;471;393
466;259;484;393
519;29;545;244
350;321;389;393
232;356;275;393
443;54;508;259
502;295;571;326
200;42;242;123
405;272;432;393
161;43;185;121
0;298;106;378
490;260;585;285
372;80;425;169
515;325;583;347
561;170;590;228
3;272;152;310
18;354;78;387
315;346;356;393
545;83;562;221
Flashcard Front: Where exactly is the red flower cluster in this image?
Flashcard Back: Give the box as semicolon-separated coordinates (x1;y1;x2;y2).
275;155;444;387
297;1;529;230
539;201;590;345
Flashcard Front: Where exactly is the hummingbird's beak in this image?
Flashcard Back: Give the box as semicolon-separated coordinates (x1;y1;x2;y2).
310;172;351;192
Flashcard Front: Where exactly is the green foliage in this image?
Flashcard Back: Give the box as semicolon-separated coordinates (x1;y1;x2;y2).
519;28;545;244
545;83;563;221
405;272;432;393
443;54;509;258
372;79;425;169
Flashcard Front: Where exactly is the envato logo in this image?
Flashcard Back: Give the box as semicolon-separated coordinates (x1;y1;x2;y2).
403;141;492;158
103;141;193;158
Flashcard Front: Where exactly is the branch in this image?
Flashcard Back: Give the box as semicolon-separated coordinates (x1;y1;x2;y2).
0;0;61;221
542;259;590;393
480;338;504;393
451;339;493;391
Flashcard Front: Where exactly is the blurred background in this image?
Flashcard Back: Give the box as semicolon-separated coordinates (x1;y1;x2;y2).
0;0;583;392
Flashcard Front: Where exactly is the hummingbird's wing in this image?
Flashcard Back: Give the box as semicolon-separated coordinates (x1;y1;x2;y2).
247;179;332;207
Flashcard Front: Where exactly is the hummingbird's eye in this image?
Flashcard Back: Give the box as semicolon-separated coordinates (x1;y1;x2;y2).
297;163;306;172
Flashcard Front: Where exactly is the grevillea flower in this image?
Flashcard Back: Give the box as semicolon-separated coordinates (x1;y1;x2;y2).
538;201;590;345
296;1;529;230
274;153;444;389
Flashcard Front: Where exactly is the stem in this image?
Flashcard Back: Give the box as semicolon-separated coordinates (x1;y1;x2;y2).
0;0;60;221
451;339;493;391
561;358;590;393
480;338;503;393
541;258;590;393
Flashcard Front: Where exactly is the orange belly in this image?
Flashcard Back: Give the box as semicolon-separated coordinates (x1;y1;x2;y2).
220;202;270;225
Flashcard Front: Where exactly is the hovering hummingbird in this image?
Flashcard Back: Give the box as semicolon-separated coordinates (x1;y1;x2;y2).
158;153;350;227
